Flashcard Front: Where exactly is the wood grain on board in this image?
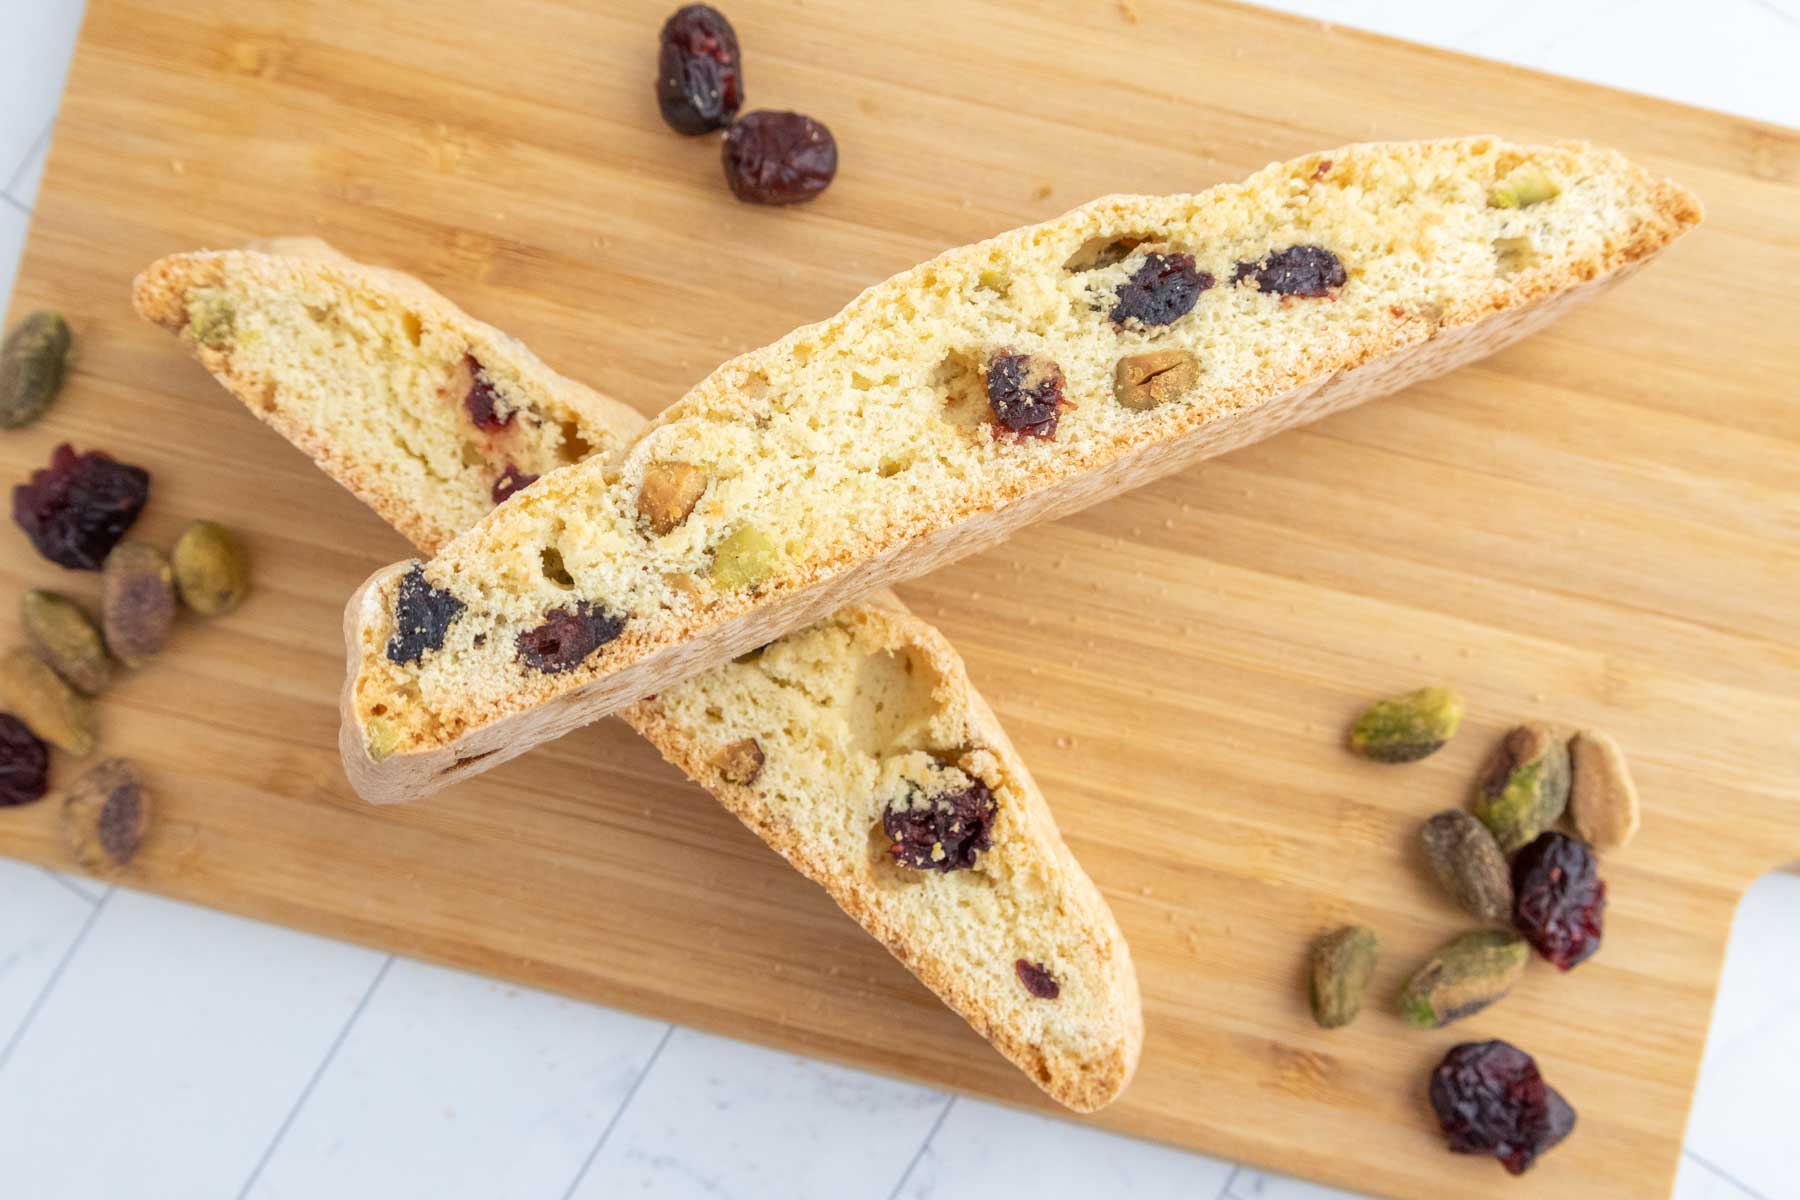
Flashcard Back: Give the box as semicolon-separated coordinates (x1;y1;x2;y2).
2;2;1796;1196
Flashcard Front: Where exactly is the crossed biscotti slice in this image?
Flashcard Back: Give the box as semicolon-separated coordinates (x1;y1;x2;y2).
339;136;1699;803
132;243;1142;1111
133;237;647;554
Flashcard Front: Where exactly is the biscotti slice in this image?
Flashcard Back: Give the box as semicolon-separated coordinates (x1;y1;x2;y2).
132;239;646;553
627;596;1141;1110
135;242;1142;1110
344;137;1701;803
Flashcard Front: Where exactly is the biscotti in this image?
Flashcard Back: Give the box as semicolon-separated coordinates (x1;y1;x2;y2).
134;242;1142;1110
340;137;1698;803
132;237;646;553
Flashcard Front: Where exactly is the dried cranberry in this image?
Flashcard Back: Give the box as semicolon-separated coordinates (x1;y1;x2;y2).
0;714;50;808
516;602;627;674
1015;960;1059;999
12;444;150;571
462;357;512;432
984;352;1065;439
1512;832;1606;970
722;111;837;205
1232;245;1346;297
882;772;996;872
1110;253;1211;327
385;565;466;665
656;4;743;135
1429;1040;1575;1175
491;465;538;505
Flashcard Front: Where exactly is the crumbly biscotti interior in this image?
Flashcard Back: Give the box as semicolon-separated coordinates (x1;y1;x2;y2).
349;136;1697;755
623;602;1140;1110
136;240;1142;1109
131;243;643;553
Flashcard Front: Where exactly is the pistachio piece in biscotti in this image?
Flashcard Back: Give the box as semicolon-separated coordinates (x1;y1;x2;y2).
637;462;709;536
710;736;765;785
709;524;777;590
185;288;236;349
1113;349;1198;411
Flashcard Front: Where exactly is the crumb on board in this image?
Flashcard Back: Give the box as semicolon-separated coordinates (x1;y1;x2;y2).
1034;181;1054;200
1118;0;1142;23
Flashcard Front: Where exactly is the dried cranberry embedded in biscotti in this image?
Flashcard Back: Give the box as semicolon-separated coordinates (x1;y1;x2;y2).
491;465;538;505
1110;253;1211;327
984;352;1065;439
882;775;997;871
656;4;744;135
385;565;466;665
516;602;627;674
1232;245;1346;297
462;357;513;432
722;111;838;205
1015;959;1060;999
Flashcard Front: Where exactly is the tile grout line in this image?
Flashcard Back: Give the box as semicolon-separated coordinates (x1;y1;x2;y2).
39;867;100;906
1215;1164;1244;1200
0;193;27;217
3;120;54;199
556;1023;677;1200
1683;1148;1775;1200
1746;0;1800;33
233;954;394;1200
0;887;111;1074
882;1094;955;1200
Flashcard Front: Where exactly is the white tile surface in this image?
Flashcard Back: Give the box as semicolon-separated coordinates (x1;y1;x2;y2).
6;125;53;210
1230;1168;1368;1200
1674;1152;1769;1200
245;958;669;1200
896;1097;1237;1200
0;888;385;1200
567;1027;946;1200
1683;892;1800;1200
0;0;85;191
0;859;95;1055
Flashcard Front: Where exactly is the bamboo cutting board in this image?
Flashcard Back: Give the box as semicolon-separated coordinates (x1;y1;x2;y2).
2;1;1796;1195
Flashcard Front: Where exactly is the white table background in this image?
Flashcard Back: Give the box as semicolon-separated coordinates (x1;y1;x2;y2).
2;2;1796;1197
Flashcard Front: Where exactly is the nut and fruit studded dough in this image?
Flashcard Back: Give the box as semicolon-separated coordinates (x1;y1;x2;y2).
132;242;1143;1112
324;137;1700;805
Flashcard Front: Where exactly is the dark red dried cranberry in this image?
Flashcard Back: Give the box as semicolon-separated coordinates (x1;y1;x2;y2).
463;357;512;432
722;111;837;205
882;772;997;872
516;602;627;674
657;4;743;135
385;565;466;665
12;444;150;571
0;714;50;808
1512;832;1606;970
984;352;1065;439
1110;253;1211;327
491;465;538;505
1015;960;1059;999
1430;1040;1575;1175
1232;245;1346;297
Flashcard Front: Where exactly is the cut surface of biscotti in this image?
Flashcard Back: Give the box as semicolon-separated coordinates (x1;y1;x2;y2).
342;137;1701;802
136;241;1142;1110
625;598;1142;1111
132;239;645;553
